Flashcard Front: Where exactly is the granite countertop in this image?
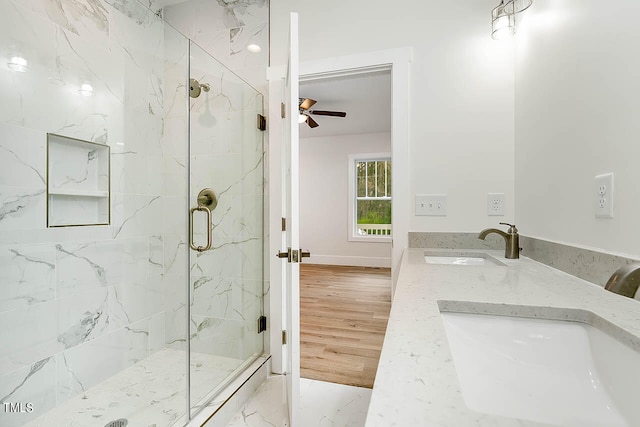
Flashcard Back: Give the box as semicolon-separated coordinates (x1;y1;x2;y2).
365;248;640;427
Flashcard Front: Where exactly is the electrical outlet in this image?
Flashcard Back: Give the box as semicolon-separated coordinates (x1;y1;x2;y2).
415;194;447;216
487;193;505;216
594;173;614;218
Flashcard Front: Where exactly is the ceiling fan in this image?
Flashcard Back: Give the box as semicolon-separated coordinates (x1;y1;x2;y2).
299;98;347;128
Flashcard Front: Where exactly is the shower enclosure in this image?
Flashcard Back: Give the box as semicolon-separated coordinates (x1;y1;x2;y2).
0;1;265;426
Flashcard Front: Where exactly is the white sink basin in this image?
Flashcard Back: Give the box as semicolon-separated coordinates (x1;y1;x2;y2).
424;252;505;266
441;311;640;426
425;256;487;265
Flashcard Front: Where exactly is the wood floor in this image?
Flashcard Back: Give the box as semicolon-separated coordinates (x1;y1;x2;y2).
299;264;392;388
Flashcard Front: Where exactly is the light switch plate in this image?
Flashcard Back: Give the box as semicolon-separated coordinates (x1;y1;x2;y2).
415;194;447;216
594;173;614;218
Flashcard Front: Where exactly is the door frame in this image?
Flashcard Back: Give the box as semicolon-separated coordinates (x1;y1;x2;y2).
266;46;411;374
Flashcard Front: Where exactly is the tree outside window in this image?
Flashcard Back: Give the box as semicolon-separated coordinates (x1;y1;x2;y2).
355;158;391;237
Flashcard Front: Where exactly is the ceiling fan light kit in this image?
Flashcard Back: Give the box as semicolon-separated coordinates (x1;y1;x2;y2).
298;97;347;128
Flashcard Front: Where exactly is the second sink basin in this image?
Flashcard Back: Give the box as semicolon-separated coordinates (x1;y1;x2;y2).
440;310;640;426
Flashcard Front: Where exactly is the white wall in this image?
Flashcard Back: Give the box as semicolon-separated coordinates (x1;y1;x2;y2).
515;0;640;258
300;132;392;267
271;0;516;234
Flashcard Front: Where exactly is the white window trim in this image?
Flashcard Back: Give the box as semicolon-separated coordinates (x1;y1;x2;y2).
348;152;392;243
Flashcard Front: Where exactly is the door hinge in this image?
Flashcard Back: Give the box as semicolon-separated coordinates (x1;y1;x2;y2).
257;114;266;131
281;217;286;231
258;315;267;333
282;330;287;345
281;102;286;118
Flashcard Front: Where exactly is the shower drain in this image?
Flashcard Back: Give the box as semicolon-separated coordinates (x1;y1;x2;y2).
104;419;128;427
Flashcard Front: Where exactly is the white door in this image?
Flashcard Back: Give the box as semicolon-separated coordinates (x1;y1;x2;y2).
282;11;300;427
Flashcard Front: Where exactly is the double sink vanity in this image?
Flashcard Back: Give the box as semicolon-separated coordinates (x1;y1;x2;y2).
365;248;640;426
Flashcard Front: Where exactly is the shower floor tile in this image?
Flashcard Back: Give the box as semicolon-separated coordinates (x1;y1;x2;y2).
24;348;244;427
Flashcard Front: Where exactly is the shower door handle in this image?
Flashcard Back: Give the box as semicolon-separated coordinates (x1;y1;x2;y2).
189;205;212;252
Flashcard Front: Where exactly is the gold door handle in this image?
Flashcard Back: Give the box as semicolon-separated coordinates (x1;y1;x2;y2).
276;249;291;262
276;248;310;263
189;205;212;252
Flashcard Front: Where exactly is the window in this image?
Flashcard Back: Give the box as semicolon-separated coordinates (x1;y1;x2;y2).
348;153;391;241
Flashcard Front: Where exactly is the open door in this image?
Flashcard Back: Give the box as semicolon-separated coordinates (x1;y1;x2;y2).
281;11;300;427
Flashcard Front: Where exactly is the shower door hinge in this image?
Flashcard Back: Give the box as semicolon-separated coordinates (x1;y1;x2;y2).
257;114;266;131
258;315;267;333
282;330;287;345
281;217;286;231
281;103;286;118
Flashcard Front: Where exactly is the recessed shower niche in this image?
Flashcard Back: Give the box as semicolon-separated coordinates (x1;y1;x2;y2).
47;133;110;227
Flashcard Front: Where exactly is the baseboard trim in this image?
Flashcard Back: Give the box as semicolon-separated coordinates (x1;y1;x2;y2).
307;255;391;268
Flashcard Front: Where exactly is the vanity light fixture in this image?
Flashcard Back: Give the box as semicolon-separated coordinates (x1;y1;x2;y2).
78;83;94;96
491;0;515;40
7;56;29;72
504;0;533;14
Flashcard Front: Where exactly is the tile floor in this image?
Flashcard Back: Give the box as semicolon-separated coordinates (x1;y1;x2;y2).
22;349;245;427
225;377;372;427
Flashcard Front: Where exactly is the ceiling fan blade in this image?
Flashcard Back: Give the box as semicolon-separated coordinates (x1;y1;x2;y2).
299;98;317;110
307;115;319;128
309;110;347;118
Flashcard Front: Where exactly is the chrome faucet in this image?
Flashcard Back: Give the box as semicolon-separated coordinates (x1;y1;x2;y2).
605;263;640;298
478;222;520;259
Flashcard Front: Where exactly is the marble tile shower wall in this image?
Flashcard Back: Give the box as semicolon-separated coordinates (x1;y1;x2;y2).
163;0;269;93
0;0;177;425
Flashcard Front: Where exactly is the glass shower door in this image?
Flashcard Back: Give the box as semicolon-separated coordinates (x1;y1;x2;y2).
187;41;265;415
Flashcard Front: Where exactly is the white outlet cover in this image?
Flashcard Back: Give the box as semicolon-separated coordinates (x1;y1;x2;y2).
487;193;505;216
415;194;447;216
594;173;614;218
